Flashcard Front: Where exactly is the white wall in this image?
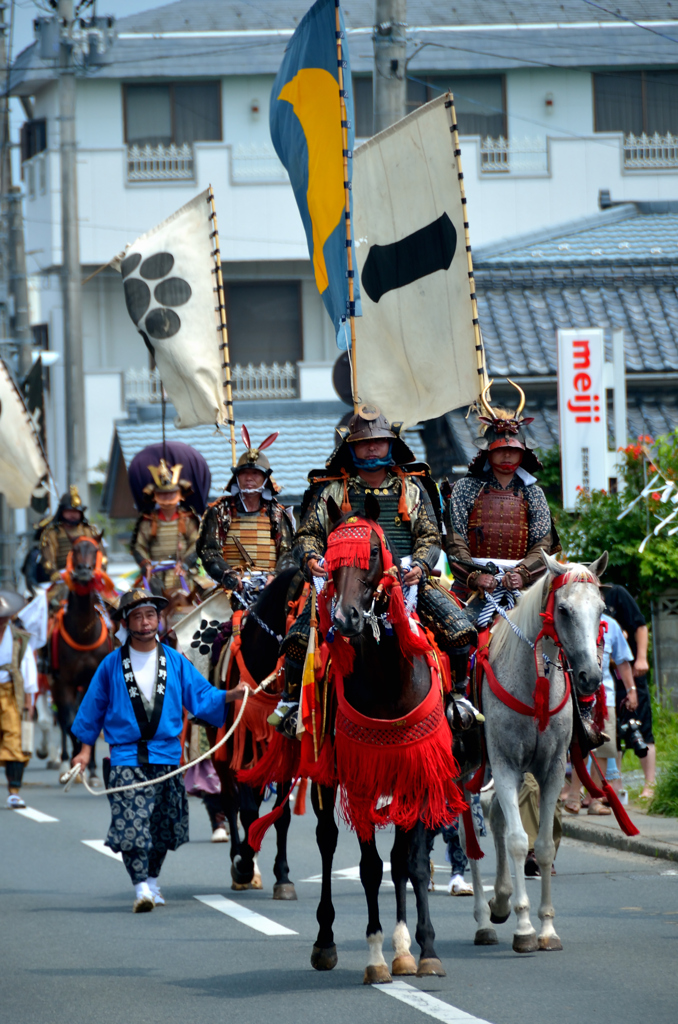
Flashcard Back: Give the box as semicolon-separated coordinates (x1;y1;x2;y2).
506;68;595;141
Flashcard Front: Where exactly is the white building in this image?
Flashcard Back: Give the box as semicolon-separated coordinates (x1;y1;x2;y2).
8;0;678;494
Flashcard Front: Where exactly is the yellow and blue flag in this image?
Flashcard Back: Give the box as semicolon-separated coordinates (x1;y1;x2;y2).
270;0;360;348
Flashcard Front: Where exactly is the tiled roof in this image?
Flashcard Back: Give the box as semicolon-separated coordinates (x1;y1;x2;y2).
114;401;426;505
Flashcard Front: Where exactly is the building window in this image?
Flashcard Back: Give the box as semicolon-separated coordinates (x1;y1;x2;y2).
123;82;222;147
353;76;373;137
594;71;678;135
20;119;47;163
408;75;506;137
225;282;302;366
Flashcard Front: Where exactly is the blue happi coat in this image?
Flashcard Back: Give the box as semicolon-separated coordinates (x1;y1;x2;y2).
72;644;227;766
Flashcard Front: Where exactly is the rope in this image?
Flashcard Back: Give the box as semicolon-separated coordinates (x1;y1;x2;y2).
60;681;266;797
483;590;552;668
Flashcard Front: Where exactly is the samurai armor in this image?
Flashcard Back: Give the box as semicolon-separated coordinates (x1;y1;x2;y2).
221;508;278;571
468;486;529;562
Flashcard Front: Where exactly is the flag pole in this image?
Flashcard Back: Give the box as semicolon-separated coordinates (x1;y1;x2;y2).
444;94;489;399
207;186;237;466
335;1;359;413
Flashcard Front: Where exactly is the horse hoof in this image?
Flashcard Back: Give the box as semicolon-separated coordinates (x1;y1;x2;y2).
512;933;539;954
417;958;446;977
391;954;418;976
474;928;499;946
488;898;510;925
230;858;254;887
311;944;338;971
250;869;263;891
363;964;392;985
272;883;297;901
538;935;563;951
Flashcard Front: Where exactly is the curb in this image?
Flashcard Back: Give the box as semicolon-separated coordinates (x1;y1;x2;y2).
562;818;678;864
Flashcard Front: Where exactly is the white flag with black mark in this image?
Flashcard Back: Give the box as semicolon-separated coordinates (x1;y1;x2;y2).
353;94;482;427
115;190;226;429
0;359;48;508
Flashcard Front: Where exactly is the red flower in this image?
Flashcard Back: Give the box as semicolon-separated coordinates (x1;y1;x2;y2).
651;491;661;501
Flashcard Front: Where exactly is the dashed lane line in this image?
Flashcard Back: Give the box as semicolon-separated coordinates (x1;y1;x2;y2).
375;980;494;1024
14;806;58;823
82;839;122;861
194;894;298;936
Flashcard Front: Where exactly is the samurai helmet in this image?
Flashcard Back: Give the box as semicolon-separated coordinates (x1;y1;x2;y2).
146;458;190;494
469;378;543;475
342;403;401;444
57;485;86;518
226;426;280;494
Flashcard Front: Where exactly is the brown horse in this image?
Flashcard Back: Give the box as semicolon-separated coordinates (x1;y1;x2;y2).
50;537;116;779
309;497;463;983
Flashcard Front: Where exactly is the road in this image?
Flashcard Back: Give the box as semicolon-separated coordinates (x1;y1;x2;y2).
2;759;677;1024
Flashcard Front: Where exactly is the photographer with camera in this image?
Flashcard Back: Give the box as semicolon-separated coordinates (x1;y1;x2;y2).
563;612;636;815
604;584;656;800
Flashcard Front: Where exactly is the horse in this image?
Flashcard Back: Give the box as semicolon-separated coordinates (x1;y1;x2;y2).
199;566;302;899
308;497;464;983
463;550;608;953
49;536;116;778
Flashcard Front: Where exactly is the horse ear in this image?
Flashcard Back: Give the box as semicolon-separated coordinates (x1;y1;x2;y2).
540;550;563;576
364;493;380;523
326;496;343;525
587;551;609;579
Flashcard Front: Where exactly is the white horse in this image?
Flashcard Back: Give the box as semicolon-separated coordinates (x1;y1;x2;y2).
463;550;607;953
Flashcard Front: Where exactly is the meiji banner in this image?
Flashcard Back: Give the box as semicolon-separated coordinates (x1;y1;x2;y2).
557;328;608;510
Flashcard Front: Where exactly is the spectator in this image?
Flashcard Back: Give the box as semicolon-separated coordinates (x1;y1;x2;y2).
604;584;656;800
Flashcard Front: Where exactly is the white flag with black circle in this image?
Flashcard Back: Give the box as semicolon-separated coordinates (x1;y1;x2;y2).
353;93;483;428
116;190;227;429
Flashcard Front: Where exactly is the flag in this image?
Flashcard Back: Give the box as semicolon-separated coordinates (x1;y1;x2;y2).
270;0;360;347
23;356;49;514
0;358;49;508
114;190;227;429
353;94;483;427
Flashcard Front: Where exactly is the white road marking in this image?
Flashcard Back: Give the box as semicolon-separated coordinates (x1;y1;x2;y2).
301;864;494;892
375;980;494;1023
82;839;122;861
14;806;58;823
194;894;298;936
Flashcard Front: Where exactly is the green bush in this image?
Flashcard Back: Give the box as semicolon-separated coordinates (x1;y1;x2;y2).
649;753;678;817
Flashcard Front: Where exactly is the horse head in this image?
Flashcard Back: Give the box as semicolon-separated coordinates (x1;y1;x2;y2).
69;537;100;588
326;495;385;640
540;550;608;697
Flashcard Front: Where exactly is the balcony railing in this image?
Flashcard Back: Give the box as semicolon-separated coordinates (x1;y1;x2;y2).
124;363;298;406
231;142;288;184
127;143;194;183
480;136;548;175
623;132;678;169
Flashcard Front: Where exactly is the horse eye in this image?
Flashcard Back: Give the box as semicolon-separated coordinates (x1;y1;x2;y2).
559;605;570;617
371;546;379;557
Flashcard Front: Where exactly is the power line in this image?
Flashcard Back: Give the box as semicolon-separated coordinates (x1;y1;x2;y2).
579;0;678;46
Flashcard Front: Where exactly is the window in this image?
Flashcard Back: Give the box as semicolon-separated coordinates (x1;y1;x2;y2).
353;76;373;137
20;119;47;162
123;82;222;147
594;71;678;135
225;283;302;366
408;76;506;138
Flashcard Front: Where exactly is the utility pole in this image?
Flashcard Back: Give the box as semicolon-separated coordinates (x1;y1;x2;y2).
372;0;407;134
0;2;15;584
59;0;88;500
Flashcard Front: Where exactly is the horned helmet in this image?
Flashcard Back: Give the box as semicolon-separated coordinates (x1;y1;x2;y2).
225;425;281;495
469;379;543;476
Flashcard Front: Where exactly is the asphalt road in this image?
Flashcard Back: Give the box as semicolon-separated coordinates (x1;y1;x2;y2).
2;759;677;1024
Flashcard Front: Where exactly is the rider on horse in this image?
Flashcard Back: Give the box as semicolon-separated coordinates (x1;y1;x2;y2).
196;427;296;596
40;486;104;598
130;459;200;597
274;404;476;731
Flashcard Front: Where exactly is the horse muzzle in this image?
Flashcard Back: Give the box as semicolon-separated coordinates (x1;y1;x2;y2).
72;568;94;585
575;664;602;697
332;603;363;639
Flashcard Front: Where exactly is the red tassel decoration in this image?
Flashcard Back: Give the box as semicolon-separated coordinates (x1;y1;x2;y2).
593;684;607;733
464;754;487;794
600;781;639;837
461;804;484;861
247;804;285;853
532;676;550;732
293;778;308;816
238;731;301;791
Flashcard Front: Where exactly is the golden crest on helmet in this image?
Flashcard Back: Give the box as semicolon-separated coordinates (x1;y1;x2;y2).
69;484;82;508
148;459;183;490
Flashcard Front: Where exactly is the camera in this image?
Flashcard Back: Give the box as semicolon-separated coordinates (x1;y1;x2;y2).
618;712;648;759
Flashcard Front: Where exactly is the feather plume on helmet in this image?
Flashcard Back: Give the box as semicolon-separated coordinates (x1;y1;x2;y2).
468;378;543;478
224;425;281;495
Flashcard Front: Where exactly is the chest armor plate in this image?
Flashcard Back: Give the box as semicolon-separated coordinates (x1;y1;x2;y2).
468;487;529;561
222;508;277;571
348;488;413;558
151;518;185;561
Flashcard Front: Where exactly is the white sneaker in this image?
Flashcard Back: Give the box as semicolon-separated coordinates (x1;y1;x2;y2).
133;881;155;913
448;874;474;896
6;794;26;809
211;826;229;843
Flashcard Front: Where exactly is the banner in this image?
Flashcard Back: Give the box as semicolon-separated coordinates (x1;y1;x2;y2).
352;94;480;428
22;356;49;513
0;358;49;508
115;190;226;429
557;328;608;510
270;0;360;345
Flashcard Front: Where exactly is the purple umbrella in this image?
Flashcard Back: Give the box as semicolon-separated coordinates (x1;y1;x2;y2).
127;442;211;515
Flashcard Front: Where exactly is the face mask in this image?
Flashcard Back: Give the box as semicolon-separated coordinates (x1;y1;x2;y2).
350;442;393;470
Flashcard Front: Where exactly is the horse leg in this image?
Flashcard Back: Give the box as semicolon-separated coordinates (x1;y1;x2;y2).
56;701;77;772
407;820;445;976
458;803;496;946
390;826;417;976
359;833;390;985
534;765;565;952
231;783;259;888
493;772;538;953
311;784;339;971
488;794;513;925
272;780;296;900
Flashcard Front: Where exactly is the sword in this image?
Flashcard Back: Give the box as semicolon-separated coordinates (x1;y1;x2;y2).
232;536;254;567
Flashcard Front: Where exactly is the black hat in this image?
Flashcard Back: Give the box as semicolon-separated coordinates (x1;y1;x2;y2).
112;588;168;622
